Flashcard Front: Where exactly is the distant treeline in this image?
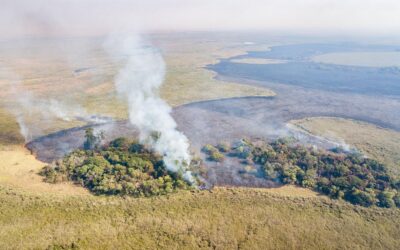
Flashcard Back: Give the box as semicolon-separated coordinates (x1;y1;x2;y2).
40;130;198;197
203;139;400;208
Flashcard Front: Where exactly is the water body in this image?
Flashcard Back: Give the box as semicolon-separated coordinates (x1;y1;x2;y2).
241;43;400;61
312;52;400;67
204;43;400;133
209;44;400;97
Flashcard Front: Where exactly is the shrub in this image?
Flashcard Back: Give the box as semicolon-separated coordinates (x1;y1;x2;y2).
110;137;130;149
346;188;376;207
217;142;231;152
209;150;224;162
202;144;218;154
377;190;396;208
394;192;400;208
202;144;225;162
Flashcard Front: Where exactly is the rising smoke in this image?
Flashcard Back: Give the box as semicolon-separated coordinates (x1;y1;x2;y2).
0;0;239;181
0;66;109;142
104;34;192;180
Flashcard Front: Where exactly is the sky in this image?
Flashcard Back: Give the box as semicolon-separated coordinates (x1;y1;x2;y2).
1;0;400;38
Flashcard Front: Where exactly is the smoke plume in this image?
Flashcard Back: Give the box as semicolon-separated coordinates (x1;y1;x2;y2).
104;34;192;179
0;66;109;142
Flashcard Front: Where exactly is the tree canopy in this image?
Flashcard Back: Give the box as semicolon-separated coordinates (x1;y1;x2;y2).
41;137;195;197
205;138;400;208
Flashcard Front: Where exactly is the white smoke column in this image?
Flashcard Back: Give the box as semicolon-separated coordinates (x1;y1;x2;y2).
104;34;192;179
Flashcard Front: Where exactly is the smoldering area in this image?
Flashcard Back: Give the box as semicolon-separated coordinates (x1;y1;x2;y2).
20;42;400;188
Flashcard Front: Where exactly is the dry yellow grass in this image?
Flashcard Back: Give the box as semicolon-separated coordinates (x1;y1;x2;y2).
263;185;318;198
0;185;399;250
291;117;400;175
0;146;88;197
159;35;275;106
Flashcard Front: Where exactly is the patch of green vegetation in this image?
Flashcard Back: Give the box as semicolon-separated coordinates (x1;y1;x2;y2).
216;142;231;153
40;135;194;197
209;138;400;208
202;144;225;162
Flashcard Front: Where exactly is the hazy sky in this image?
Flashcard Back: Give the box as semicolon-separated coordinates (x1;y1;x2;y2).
1;0;400;38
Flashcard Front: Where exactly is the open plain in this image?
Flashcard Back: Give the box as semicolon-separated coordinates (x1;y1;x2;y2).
1;33;400;249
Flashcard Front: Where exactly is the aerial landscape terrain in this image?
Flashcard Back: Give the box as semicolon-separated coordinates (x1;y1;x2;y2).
1;1;400;249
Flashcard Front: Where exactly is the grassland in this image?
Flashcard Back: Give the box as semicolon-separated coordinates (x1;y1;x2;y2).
0;109;25;146
291;117;400;176
158;35;275;106
0;34;275;143
0;146;399;249
0;146;88;196
1;179;400;249
0;34;399;249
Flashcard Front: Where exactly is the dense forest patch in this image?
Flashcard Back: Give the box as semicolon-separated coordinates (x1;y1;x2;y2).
203;138;400;208
40;130;199;197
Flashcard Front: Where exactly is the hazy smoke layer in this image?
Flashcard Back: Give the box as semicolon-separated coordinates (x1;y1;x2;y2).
104;35;192;178
0;66;108;141
1;0;400;38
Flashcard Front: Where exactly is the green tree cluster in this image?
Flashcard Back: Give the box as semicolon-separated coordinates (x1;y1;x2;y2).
211;138;400;208
202;144;225;162
41;137;193;197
